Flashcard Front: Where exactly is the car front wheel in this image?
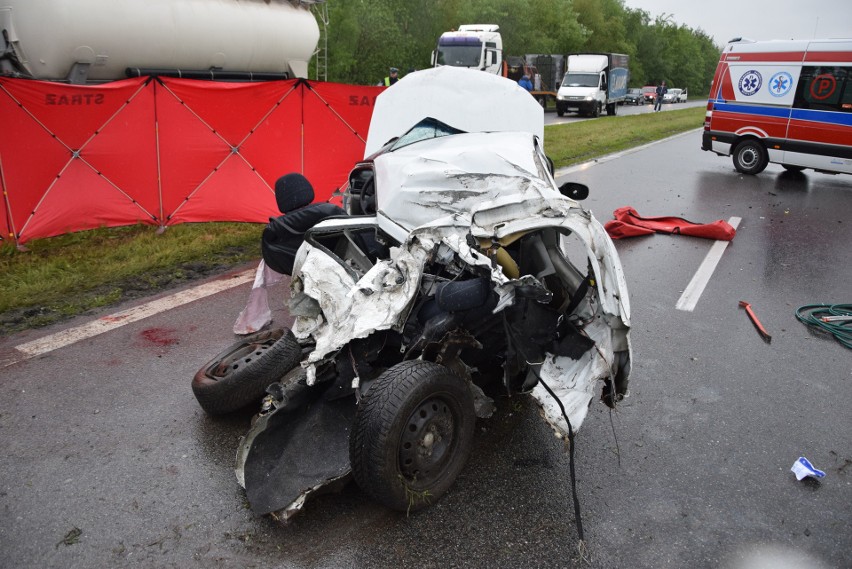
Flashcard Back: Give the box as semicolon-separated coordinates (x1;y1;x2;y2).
349;360;475;513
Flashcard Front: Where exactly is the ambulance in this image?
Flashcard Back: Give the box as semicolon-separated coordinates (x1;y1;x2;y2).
702;38;852;175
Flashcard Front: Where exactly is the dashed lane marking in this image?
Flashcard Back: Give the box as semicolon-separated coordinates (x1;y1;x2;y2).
676;217;742;312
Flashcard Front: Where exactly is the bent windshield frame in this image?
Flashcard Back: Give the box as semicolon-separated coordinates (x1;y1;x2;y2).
389;117;466;152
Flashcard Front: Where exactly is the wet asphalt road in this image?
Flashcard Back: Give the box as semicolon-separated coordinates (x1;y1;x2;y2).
0;130;850;569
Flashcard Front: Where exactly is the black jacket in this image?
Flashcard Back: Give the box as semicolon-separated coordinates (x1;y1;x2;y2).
261;203;346;275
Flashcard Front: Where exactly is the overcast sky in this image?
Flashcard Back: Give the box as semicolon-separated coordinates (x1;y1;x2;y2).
621;0;852;46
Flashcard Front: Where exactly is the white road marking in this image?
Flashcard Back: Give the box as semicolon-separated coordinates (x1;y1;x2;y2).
2;268;255;368
675;217;742;312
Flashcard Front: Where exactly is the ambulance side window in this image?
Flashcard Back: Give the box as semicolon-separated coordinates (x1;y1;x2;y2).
793;66;851;112
842;71;852;111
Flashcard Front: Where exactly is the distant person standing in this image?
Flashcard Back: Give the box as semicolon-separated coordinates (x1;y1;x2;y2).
518;74;533;92
381;67;399;86
654;81;667;112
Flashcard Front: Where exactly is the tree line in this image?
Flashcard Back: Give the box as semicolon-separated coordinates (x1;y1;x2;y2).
318;0;721;94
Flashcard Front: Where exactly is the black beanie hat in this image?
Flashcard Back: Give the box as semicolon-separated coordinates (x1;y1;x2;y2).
275;173;315;213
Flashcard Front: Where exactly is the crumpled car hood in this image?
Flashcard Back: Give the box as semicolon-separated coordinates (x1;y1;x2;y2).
372;130;560;242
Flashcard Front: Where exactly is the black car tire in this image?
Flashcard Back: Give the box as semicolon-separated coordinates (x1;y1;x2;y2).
782;164;805;173
192;328;301;415
349;360;475;513
732;139;769;175
592;103;600;118
606;102;617;116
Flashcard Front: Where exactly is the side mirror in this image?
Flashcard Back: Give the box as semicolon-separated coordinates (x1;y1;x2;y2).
559;182;589;201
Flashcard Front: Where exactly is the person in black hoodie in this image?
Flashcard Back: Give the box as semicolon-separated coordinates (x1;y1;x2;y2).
261;173;345;275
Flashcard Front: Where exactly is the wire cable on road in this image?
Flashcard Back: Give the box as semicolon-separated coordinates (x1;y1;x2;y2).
502;315;586;548
795;304;852;349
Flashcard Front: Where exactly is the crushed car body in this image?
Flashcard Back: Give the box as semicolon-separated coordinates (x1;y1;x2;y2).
212;66;633;520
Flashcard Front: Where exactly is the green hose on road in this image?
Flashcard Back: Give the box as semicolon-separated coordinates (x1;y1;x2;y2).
795;304;852;349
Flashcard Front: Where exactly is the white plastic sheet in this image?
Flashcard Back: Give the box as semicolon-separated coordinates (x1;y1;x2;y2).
233;260;285;335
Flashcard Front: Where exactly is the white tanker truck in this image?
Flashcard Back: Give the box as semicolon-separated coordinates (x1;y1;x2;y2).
0;0;321;83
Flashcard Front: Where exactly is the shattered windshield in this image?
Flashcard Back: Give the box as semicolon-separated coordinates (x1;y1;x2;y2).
389;117;465;152
562;73;599;88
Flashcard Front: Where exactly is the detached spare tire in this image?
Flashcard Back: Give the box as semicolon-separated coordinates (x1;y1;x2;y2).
192;328;301;415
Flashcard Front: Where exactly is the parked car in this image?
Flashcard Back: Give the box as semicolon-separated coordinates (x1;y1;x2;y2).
663;88;682;103
624;88;643;105
193;66;633;521
641;85;657;103
677;87;688;102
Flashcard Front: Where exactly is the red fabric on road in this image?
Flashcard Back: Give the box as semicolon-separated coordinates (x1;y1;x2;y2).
604;206;736;241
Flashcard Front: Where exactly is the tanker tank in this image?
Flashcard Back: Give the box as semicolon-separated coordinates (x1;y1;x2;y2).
0;0;321;83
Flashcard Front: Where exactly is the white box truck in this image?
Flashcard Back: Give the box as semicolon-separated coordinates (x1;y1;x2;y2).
556;53;629;117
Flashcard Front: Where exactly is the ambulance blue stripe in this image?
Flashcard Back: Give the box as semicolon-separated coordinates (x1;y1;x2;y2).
709;100;852;127
710;101;791;119
790;108;852;127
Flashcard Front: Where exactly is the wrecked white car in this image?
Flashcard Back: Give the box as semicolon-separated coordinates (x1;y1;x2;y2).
192;67;632;521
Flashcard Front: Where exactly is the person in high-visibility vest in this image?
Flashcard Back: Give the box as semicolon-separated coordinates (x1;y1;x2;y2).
382;67;399;86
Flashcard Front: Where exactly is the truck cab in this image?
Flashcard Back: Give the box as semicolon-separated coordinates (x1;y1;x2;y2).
557;66;607;117
556;53;629;118
432;25;503;75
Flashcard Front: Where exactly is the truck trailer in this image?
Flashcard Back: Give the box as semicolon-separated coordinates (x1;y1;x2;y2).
556;53;629;117
0;0;321;83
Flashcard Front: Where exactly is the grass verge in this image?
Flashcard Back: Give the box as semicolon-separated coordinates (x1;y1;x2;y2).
0;222;262;335
0;105;706;335
546;105;705;168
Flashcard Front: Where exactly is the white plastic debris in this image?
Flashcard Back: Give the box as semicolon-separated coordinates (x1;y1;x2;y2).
791;457;826;481
233;260;285;335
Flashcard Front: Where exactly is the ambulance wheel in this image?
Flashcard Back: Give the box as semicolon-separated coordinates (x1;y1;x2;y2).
191;328;301;415
349;360;475;513
732;139;768;175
